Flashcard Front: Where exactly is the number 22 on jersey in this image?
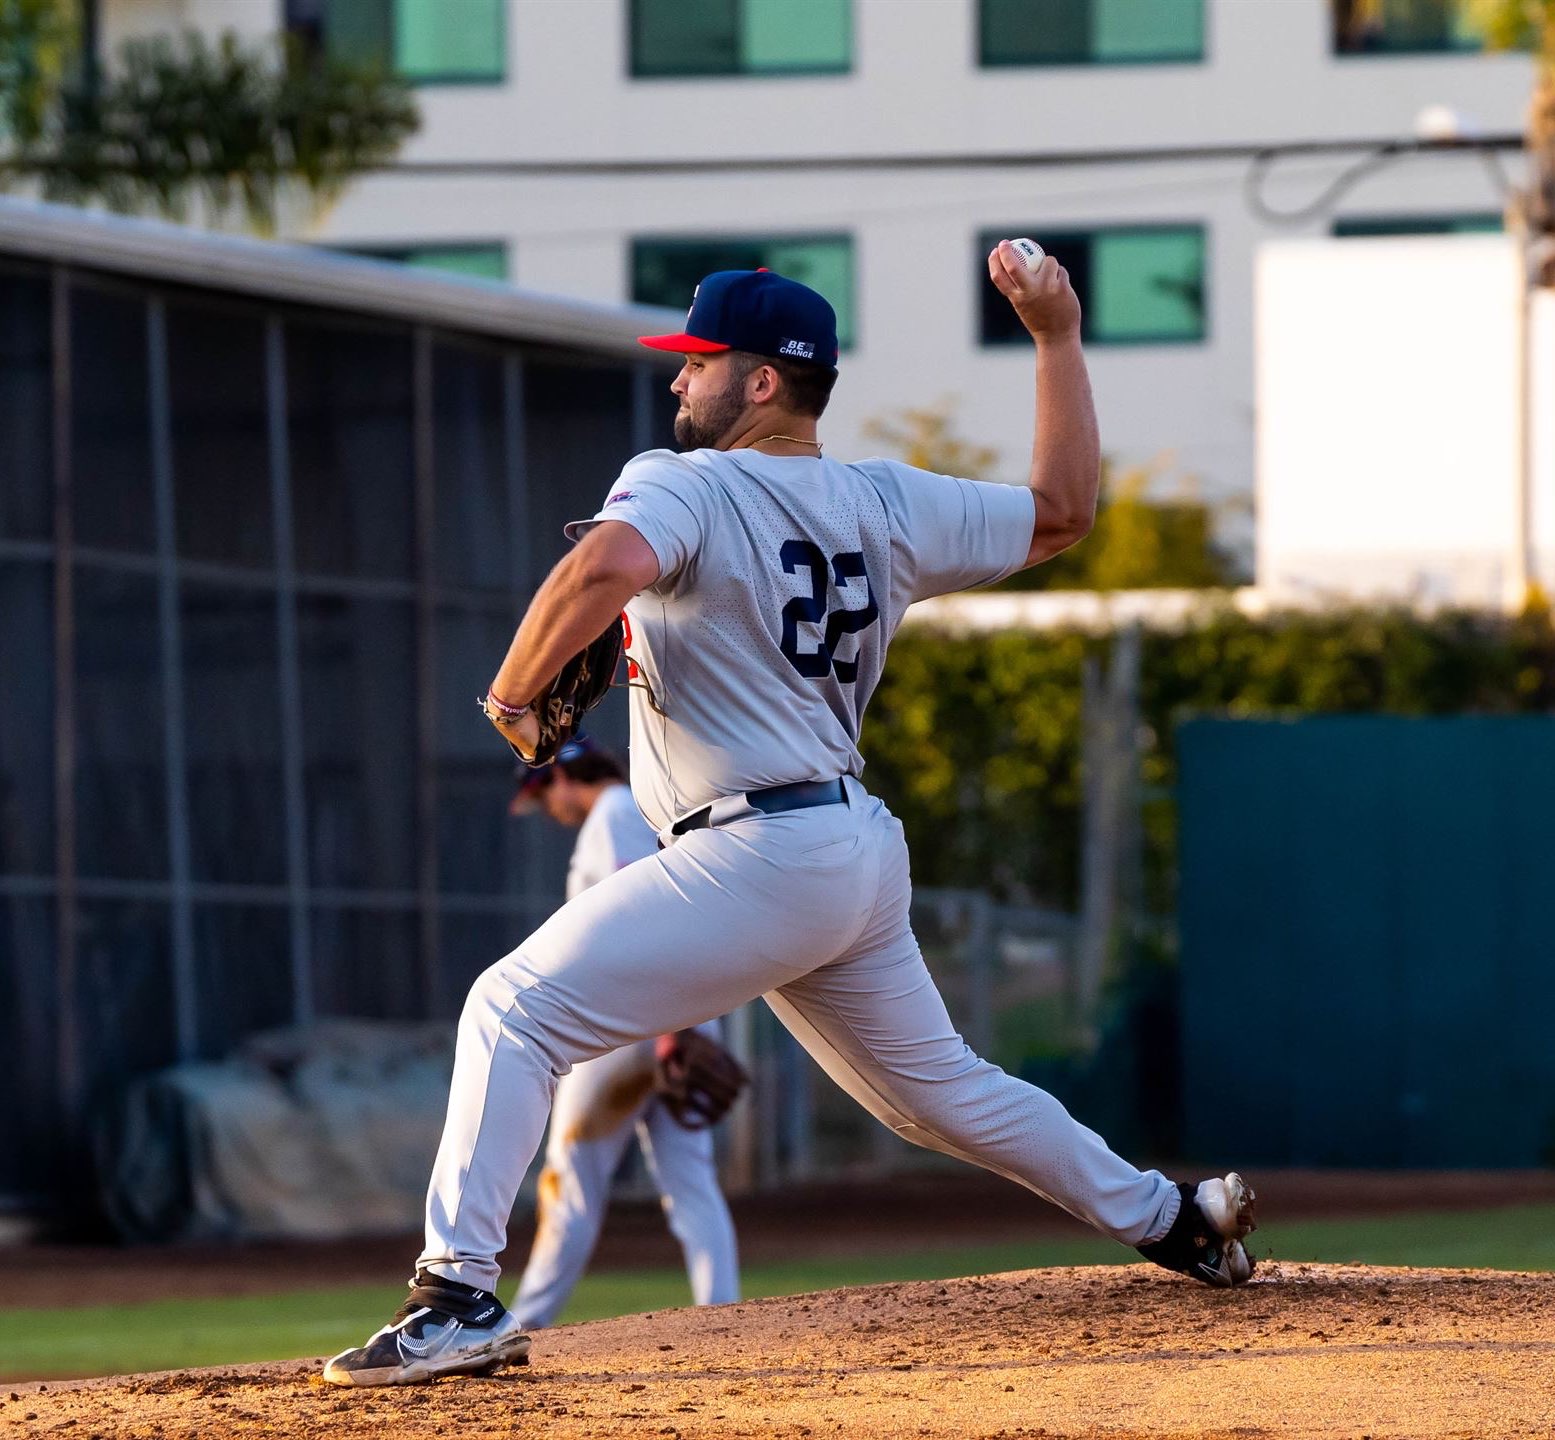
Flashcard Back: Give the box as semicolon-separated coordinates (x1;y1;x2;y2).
778;539;879;683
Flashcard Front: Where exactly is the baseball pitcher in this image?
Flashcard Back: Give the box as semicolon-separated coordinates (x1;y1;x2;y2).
507;736;742;1329
324;245;1257;1387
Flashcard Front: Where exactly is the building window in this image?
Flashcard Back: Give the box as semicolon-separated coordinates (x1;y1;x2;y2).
1332;0;1484;54
1333;214;1503;237
980;0;1204;66
979;226;1207;346
633;236;856;348
348;243;509;281
631;0;852;77
286;0;505;83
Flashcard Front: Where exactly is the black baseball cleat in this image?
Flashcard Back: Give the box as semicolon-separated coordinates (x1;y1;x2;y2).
323;1270;531;1386
1137;1173;1258;1288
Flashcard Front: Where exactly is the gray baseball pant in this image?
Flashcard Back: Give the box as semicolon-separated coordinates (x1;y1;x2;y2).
417;778;1180;1290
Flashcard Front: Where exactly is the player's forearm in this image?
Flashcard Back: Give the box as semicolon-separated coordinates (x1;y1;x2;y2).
1024;334;1100;567
490;551;637;709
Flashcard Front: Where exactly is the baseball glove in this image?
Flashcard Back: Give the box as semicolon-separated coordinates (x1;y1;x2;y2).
653;1029;750;1130
508;616;624;768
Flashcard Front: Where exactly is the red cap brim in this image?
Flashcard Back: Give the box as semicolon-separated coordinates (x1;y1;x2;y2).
637;332;731;354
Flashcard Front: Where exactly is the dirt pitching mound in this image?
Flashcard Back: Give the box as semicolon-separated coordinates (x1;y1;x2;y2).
6;1264;1553;1439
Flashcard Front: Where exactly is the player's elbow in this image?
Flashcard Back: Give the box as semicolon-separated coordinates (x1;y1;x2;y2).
1059;500;1097;545
1024;502;1095;568
572;522;662;595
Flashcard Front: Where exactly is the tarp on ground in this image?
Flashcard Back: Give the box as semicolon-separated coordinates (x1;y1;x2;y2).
96;1020;456;1242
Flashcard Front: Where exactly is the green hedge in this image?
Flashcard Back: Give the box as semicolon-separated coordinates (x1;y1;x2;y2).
860;605;1555;913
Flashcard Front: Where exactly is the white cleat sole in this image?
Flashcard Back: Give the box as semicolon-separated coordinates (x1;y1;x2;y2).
322;1330;531;1387
1223;1238;1255;1285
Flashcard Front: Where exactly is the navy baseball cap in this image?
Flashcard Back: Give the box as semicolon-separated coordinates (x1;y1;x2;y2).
509;735;594;815
638;269;839;371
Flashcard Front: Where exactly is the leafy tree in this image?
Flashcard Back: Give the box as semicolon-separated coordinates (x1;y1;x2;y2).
1002;461;1243;592
0;7;417;233
863;398;1240;592
861;605;1555;910
862;400;999;483
0;0;76;147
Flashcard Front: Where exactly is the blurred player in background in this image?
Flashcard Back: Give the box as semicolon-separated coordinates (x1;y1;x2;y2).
507;736;742;1330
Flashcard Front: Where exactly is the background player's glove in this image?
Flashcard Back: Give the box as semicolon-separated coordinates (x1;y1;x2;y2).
653;1029;750;1130
507;616;624;768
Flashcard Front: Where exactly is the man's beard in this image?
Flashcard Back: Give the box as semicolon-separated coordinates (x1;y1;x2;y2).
674;375;749;451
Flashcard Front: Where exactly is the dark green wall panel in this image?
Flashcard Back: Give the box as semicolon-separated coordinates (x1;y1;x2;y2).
1179;717;1555;1168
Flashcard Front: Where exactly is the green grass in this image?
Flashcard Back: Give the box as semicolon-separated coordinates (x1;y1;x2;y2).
1247;1204;1555;1273
7;1205;1553;1382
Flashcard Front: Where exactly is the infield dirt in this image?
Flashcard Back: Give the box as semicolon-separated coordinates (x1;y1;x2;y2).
6;1263;1553;1439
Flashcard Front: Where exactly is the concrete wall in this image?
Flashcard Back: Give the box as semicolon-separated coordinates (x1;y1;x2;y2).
99;0;281;50
354;2;1527;167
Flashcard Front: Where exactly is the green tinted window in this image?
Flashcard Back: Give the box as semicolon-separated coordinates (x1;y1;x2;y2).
632;0;738;75
1092;230;1204;342
1333;214;1503;237
1332;0;1484;54
395;0;504;81
743;0;851;69
321;0;393;68
319;0;504;82
633;236;855;348
400;245;508;280
979;226;1205;345
981;0;1203;65
632;0;851;76
348;244;508;280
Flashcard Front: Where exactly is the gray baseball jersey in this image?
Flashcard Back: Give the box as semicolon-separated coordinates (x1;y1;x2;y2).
568;450;1035;830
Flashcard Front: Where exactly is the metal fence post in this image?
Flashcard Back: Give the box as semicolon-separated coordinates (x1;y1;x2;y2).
147;298;198;1061
1076;624;1142;1048
265;316;313;1027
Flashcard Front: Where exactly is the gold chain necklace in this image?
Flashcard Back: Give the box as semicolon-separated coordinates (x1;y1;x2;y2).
751;433;823;456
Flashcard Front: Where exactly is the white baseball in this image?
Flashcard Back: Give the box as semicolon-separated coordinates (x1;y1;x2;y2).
1009;237;1045;270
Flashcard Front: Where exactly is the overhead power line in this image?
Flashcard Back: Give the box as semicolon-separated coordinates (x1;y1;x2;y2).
377;134;1524;180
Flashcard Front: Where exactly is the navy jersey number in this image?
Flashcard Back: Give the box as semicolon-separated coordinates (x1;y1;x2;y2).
779;539;879;683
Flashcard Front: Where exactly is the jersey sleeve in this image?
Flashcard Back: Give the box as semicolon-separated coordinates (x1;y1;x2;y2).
868;462;1037;603
563;451;715;592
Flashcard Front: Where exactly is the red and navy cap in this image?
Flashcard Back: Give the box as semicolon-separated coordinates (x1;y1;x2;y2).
638;269;839;371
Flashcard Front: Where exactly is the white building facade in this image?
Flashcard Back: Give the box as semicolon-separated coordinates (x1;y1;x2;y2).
98;0;1533;554
1257;232;1555;608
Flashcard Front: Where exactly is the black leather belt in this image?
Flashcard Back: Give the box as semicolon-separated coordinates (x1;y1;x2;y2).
671;778;846;835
